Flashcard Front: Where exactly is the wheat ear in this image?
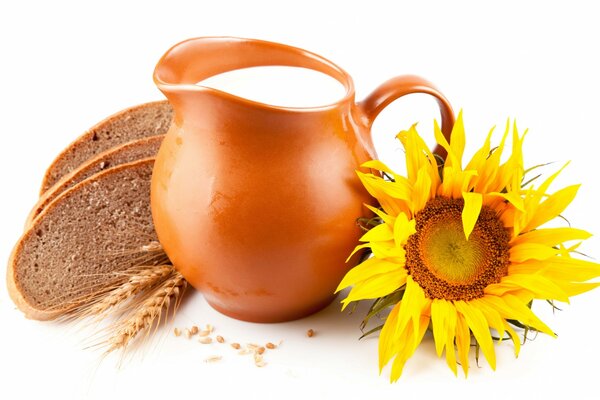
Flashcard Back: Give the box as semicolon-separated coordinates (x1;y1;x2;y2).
105;269;186;353
82;264;173;319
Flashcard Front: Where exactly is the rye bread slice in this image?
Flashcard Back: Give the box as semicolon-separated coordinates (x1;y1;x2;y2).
7;158;159;320
26;135;164;227
40;101;172;194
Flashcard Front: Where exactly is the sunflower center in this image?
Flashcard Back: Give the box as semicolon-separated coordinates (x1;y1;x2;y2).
405;197;510;301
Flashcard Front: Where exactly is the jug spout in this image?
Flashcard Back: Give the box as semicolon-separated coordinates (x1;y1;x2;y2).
153;36;355;110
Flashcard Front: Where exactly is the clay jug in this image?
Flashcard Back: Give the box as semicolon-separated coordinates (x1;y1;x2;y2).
152;37;454;322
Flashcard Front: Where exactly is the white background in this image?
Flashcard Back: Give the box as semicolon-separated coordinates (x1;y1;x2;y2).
2;1;600;399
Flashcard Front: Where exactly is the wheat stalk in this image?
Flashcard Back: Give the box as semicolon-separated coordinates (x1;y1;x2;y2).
105;269;187;353
82;264;173;320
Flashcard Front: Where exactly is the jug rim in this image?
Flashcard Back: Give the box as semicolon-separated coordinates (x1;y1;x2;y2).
154;36;356;112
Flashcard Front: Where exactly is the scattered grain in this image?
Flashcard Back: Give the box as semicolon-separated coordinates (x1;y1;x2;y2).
307;329;314;338
204;356;222;363
198;330;210;337
173;328;181;337
198;337;213;344
216;335;225;343
257;346;265;355
185;328;192;339
190;325;199;335
265;342;276;349
254;353;266;367
231;342;241;350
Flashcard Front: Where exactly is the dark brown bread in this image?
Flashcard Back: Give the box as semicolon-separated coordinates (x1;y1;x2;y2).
40;101;172;194
26;136;164;226
7;158;159;320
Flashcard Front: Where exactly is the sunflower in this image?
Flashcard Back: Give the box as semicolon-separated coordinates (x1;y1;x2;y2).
337;112;600;381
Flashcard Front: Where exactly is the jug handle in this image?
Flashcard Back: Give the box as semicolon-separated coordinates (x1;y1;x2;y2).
358;75;455;160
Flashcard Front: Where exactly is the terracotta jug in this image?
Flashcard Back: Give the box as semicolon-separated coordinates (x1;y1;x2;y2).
152;37;454;322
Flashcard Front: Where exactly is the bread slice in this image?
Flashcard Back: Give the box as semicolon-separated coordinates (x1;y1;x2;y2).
26;135;164;227
7;158;160;320
40;101;172;194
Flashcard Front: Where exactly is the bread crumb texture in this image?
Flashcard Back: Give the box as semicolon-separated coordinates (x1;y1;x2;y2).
15;160;158;310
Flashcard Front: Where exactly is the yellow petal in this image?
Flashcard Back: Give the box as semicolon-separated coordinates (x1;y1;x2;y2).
411;167;433;214
336;257;403;292
455;301;496;370
434;119;456;167
389;314;430;382
486;191;525;212
370;241;406;261
345;243;371;262
361;159;395;174
481;294;555;337
503;321;521;357
483;283;534;303
449;110;466;167
396;277;429;349
360;223;394;243
357;171;409;216
444;304;458;376
378;302;401;371
510;243;560;262
524;184;580;231
474;120;509;194
526;162;569;205
469;298;506;342
434;111;465;171
364;204;395;226
511;227;592;246
431;299;448;356
388;320;415;382
398;124;440;192
341;269;408;309
393;213;416;247
397;124;420;183
538;256;600;282
462;192;483;240
507;261;542;275
499;274;570;303
357;168;413;201
439;167;478;198
430;299;459;376
557;281;600;297
496;122;526;192
465;126;494;172
455;313;471;377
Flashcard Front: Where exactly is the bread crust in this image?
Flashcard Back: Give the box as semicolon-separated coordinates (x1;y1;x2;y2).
8;158;156;321
39;100;171;194
6;235;50;320
26;136;164;228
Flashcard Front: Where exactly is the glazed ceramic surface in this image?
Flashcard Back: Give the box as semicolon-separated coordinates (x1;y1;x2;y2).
152;37;454;322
